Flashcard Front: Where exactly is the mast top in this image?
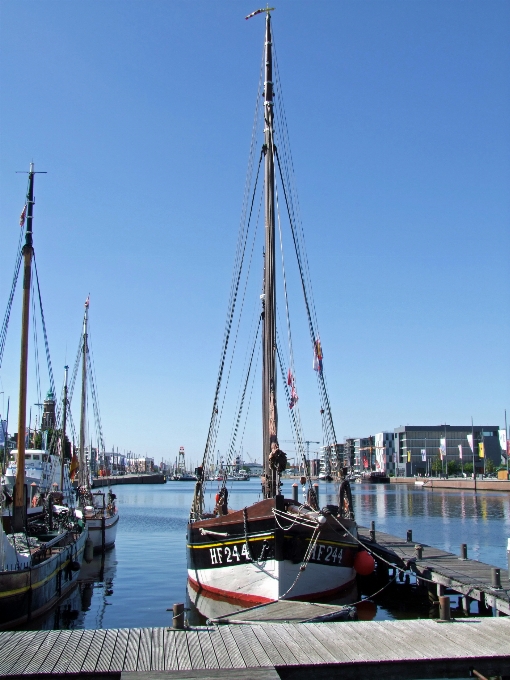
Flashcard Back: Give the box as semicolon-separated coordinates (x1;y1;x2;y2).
245;6;275;20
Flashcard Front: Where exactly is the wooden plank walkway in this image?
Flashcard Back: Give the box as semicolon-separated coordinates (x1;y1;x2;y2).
358;525;510;615
209;600;355;624
1;619;509;679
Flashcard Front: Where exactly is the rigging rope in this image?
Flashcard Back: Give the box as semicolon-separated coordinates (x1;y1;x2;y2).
0;228;23;370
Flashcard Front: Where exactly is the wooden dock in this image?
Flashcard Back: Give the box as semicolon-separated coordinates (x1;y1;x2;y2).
208;600;355;624
1;619;509;679
358;525;510;615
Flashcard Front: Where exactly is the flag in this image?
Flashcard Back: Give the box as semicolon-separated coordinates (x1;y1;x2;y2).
407;450;411;463
499;429;507;455
421;449;427;462
289;383;299;409
467;434;474;453
19;205;26;228
85;296;90;308
313;337;323;372
439;438;446;460
70;452;79;481
363;455;369;468
478;442;484;459
287;369;292;386
458;444;463;460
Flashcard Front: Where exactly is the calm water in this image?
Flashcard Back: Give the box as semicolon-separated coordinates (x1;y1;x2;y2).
18;479;510;630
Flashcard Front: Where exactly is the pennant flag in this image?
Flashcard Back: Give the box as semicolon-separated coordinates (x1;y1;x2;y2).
287;368;292;386
19;204;26;228
458;444;463;459
421;449;427;462
313;337;323;372
467;434;474;452
478;442;484;458
70;442;79;481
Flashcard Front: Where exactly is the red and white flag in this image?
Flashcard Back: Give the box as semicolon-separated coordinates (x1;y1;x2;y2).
19;205;26;228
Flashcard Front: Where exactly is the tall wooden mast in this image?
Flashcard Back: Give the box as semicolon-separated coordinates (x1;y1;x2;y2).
13;164;35;532
78;298;89;488
261;11;279;498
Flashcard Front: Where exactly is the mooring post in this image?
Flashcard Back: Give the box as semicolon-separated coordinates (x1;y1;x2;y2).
491;568;501;588
292;483;298;503
439;595;451;621
460;543;468;560
370;520;376;542
415;544;423;560
173;603;185;629
407;529;413;543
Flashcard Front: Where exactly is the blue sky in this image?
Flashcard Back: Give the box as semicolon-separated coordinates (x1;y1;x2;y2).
0;1;508;467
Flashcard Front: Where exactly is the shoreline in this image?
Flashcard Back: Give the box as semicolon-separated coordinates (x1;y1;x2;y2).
390;476;510;492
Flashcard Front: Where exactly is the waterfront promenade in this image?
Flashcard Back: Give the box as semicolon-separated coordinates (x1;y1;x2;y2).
390;477;510;491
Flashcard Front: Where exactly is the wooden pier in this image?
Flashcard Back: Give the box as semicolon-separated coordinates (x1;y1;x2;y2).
1;618;510;679
358;525;510;616
92;474;166;488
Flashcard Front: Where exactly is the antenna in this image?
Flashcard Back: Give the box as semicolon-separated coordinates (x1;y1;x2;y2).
245;6;275;20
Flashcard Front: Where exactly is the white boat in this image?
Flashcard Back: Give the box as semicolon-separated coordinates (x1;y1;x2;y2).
73;298;119;553
187;11;363;606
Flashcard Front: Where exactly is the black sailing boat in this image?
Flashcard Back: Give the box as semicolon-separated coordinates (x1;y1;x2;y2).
187;11;360;604
0;163;88;628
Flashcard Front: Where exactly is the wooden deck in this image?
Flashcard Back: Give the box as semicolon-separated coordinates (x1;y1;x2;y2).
1;619;509;679
208;599;355;624
358;525;510;615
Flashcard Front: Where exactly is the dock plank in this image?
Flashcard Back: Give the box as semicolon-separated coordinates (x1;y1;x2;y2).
173;630;193;670
123;628;142;672
264;623;315;665
110;627;130;672
66;629;96;673
231;625;274;668
196;629;220;669
136;627;152;671
301;624;356;663
37;630;74;673
21;630;62;675
0;631;40;674
249;624;289;666
280;622;337;664
80;629;108;672
95;629;119;672
51;630;85;674
216;626;247;668
151;627;165;671
163;629;178;671
207;628;233;669
187;630;205;670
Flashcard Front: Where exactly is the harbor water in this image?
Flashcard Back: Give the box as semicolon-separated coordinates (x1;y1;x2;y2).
16;479;510;630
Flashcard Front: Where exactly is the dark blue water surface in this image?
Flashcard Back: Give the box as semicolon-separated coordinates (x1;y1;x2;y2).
19;479;510;630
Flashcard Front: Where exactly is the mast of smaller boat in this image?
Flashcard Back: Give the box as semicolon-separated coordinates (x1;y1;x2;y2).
13;164;35;532
261;10;281;499
78;297;89;489
60;365;69;492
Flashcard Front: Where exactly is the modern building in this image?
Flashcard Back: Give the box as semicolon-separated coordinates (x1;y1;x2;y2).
374;432;396;475
394;425;503;477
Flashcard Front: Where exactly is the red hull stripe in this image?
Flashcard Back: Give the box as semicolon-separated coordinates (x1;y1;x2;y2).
188;576;274;605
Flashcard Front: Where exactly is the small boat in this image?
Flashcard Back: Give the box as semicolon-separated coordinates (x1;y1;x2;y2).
187;11;362;605
73;298;119;553
0;164;87;629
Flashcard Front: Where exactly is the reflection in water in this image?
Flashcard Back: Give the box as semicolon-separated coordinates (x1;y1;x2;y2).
12;480;510;629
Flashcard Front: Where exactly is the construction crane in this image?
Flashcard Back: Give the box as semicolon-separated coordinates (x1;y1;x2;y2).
280;440;320;460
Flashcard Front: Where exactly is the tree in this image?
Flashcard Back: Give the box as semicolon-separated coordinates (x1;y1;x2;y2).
486;459;495;474
463;462;473;475
431;456;443;475
447;460;459;476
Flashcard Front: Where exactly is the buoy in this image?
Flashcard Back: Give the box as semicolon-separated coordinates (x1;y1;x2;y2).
356;599;377;621
353;550;375;576
215;493;220;503
84;538;94;563
70;560;80;571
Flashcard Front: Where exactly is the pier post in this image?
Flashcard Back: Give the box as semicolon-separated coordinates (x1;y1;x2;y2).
437;583;445;598
491;568;501;588
462;595;472;615
415;544;423;560
172;603;185;629
370;521;376;542
407;529;413;543
292;483;298;502
439;595;451;621
460;543;467;560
